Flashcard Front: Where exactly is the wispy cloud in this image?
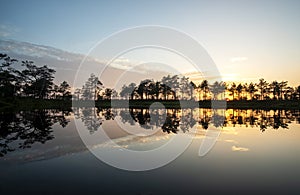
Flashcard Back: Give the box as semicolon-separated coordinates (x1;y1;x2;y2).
224;139;238;144
183;70;224;84
0;24;18;38
230;57;248;63
91;133;172;150
231;145;249;152
94;57;154;74
222;127;238;135
110;57;139;70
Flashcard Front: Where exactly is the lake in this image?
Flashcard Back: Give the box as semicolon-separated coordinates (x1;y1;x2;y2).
0;108;300;194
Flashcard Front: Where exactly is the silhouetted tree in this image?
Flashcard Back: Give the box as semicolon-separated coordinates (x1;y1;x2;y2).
154;81;163;100
73;88;81;100
180;76;190;100
81;73;103;100
279;81;288;100
210;81;225;100
236;83;243;100
120;83;136;99
297;86;300;100
0;54;18;98
136;79;152;100
161;75;179;100
189;81;196;100
241;83;248;100
257;78;268;100
102;88;118;100
247;82;257;100
58;81;71;100
228;82;236;100
270;81;280;100
147;81;162;100
199;80;209;100
20;61;56;99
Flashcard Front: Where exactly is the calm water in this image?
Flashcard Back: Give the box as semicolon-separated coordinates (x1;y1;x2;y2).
0;108;300;194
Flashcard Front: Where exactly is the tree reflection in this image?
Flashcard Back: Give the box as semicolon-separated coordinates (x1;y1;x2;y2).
117;108;297;133
1;107;299;156
162;112;180;133
0;109;71;157
211;110;225;128
199;109;210;130
76;107;115;134
180;109;197;133
119;109;136;125
227;109;293;132
79;107;103;134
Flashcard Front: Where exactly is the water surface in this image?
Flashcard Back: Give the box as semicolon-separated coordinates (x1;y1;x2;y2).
0;108;299;194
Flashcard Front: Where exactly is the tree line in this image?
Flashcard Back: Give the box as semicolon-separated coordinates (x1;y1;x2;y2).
73;73;118;101
74;73;300;101
117;77;300;101
74;74;226;101
0;54;118;101
226;79;300;101
2;54;300;102
0;54;71;100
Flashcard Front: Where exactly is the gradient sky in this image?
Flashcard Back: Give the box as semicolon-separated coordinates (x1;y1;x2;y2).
1;0;300;85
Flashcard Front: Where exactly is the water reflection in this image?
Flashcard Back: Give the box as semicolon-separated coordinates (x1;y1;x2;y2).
74;107;115;134
162;111;180;133
72;107;300;134
1;108;300;157
119;108;299;132
225;109;294;132
0;109;71;156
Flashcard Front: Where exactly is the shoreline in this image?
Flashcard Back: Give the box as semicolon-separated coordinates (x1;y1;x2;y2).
1;98;300;110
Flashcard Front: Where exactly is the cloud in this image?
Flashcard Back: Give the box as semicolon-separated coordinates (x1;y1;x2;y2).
96;56;157;74
183;70;224;84
90;133;172;150
109;57;140;70
0;24;18;38
231;145;249;152
230;57;248;63
222;127;238;135
224;139;238;144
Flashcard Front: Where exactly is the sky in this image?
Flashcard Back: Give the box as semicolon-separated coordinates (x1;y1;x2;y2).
1;0;300;86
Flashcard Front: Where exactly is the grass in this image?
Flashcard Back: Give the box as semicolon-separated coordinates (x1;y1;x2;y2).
95;100;300;109
0;98;72;111
93;99;300;110
226;100;300;109
1;98;300;110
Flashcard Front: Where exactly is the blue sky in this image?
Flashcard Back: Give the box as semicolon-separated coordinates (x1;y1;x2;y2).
1;0;300;85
